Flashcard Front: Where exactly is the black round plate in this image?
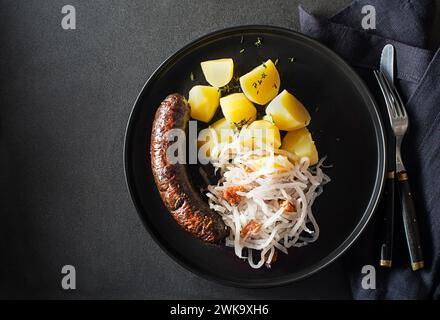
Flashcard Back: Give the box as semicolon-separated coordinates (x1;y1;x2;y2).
124;26;386;288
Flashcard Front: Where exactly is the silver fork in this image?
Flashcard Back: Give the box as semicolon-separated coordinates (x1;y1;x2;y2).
374;70;424;271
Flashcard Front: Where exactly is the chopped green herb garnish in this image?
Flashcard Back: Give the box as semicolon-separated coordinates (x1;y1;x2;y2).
233;118;251;130
190;72;194;81
218;77;242;96
261;72;267;79
273;83;278;89
254;37;262;47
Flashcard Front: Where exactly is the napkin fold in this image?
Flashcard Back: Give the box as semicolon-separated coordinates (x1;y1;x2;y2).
299;0;440;299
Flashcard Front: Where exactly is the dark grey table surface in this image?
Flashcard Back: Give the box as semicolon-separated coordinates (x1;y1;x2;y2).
1;0;439;299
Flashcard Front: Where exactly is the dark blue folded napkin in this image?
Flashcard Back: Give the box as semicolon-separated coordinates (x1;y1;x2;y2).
299;0;440;299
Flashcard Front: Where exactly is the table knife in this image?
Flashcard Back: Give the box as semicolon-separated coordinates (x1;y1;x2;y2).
379;44;396;268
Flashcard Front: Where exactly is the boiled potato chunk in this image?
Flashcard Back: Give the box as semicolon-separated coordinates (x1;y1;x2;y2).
188;85;220;123
201;58;234;87
248;155;292;172
266;90;311;131
197;118;235;157
197;128;216;158
239;59;280;105
220;93;256;126
211;117;235;144
262;114;274;123
240;120;281;149
281;127;319;165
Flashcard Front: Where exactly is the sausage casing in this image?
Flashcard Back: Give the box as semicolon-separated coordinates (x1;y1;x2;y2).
150;94;227;243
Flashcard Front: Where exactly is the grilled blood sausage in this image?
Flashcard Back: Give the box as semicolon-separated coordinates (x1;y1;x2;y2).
150;94;228;243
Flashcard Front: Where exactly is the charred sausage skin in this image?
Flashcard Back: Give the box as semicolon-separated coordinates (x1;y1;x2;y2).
150;94;228;243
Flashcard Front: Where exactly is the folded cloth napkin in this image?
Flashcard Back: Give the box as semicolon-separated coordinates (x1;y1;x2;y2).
299;0;440;299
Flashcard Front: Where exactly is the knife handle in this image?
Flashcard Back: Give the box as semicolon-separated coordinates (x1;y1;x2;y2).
397;171;424;271
380;171;395;268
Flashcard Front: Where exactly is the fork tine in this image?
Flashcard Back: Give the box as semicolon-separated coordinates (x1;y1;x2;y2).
374;70;393;118
379;71;401;117
380;70;407;119
378;71;400;117
374;70;397;120
374;71;392;110
394;85;407;118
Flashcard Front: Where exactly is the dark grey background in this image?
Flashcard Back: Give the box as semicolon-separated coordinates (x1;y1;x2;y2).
1;0;439;299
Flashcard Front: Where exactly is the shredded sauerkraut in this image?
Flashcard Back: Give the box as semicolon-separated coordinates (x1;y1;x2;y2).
204;129;329;268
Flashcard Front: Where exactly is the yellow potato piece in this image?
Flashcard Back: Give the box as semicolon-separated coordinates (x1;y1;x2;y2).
220;93;256;126
201;58;234;87
281;127;319;165
262;114;274;123
188;85;220;123
240;120;281;149
266;89;311;131
197;128;216;158
239;59;280;105
248;155;292;172
211;117;235;143
197;118;235;158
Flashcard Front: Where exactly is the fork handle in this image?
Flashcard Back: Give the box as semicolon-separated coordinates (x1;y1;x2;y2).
397;171;424;271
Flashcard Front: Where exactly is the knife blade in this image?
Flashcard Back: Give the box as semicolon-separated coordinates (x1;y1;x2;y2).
380;44;395;84
378;44;396;268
